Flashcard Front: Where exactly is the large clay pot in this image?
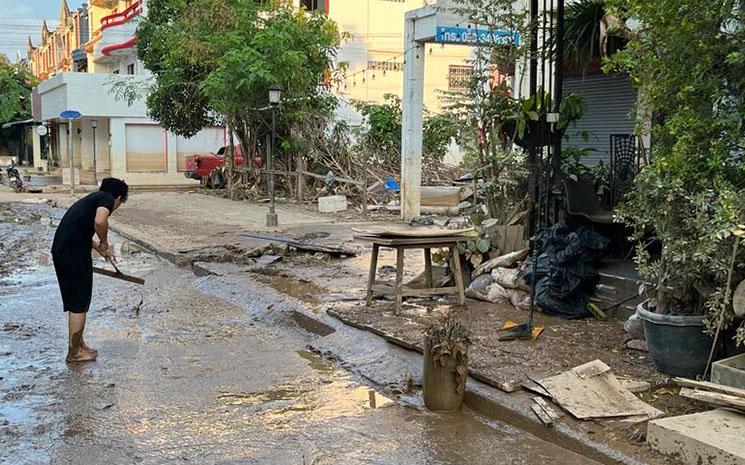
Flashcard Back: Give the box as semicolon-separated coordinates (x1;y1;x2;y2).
636;303;712;378
423;338;468;411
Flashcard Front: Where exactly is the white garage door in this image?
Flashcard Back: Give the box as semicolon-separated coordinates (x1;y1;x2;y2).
125;124;166;172
176;127;225;171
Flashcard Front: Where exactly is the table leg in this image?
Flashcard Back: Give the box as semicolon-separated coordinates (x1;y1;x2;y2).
450;245;466;305
395;246;404;314
424;248;433;288
366;244;379;306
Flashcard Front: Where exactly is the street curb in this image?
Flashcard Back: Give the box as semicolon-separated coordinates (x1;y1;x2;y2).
326;308;650;465
104;229;651;465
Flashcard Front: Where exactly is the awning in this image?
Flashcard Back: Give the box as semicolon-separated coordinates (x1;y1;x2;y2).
1;119;34;129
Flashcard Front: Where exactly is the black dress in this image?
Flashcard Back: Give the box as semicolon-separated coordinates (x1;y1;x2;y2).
51;191;115;313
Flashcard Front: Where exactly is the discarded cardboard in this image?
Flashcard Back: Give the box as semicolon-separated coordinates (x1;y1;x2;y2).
534;359;663;421
648;409;745;465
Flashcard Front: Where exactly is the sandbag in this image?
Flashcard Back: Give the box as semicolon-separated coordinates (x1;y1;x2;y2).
465;274;495;302
471;249;529;279
507;289;531;310
491;267;530;292
486;282;510;303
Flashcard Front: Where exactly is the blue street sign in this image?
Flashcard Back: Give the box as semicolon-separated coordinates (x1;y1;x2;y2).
435;26;520;46
59;110;82;120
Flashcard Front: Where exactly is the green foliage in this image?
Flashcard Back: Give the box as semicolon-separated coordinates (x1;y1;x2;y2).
0;57;35;125
563;0;605;73
352;94;459;168
136;0;342;159
607;0;745;342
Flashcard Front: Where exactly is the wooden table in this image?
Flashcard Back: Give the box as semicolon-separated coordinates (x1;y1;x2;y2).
355;234;469;314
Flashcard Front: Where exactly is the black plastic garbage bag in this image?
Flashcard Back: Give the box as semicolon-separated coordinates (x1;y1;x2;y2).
522;221;609;318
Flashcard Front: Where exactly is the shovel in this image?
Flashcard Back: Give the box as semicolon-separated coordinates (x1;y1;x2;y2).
93;255;145;285
497;243;538;341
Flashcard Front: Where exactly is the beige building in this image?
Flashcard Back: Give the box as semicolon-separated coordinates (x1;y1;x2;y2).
297;0;473;125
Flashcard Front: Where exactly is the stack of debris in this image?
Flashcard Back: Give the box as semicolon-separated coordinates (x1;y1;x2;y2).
524;359;663;426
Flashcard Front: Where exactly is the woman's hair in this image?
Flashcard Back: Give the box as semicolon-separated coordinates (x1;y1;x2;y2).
99;177;129;203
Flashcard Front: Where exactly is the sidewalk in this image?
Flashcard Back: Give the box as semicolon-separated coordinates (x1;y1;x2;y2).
0;187;689;465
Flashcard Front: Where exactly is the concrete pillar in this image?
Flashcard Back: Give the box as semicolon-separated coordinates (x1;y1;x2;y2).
400;16;425;221
32;128;43;171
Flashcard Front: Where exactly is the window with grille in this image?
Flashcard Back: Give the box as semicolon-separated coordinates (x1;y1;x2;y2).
448;65;473;91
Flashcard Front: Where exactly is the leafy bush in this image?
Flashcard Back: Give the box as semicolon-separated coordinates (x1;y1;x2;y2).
607;0;745;343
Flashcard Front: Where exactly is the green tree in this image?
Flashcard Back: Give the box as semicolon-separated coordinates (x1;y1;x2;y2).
136;0;343;166
0;57;35;124
352;94;460;173
607;0;745;342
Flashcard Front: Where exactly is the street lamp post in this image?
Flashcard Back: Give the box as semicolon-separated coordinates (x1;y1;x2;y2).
91;119;98;186
266;85;282;227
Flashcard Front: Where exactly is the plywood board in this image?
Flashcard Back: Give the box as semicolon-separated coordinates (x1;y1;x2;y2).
352;226;474;238
535;359;663;420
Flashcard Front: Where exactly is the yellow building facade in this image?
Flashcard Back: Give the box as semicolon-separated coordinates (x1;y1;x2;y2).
297;0;473;123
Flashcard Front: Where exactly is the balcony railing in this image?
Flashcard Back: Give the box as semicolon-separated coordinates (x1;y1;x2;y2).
101;0;142;31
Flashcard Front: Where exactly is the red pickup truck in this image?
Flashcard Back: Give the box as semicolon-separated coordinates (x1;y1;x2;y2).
184;145;245;188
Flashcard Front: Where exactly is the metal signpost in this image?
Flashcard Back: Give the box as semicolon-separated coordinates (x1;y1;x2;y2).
60;110;82;194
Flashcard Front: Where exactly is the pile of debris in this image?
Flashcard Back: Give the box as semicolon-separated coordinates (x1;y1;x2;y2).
525;360;662;425
465;249;531;310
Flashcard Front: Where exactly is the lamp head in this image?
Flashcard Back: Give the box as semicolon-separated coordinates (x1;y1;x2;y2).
268;85;282;106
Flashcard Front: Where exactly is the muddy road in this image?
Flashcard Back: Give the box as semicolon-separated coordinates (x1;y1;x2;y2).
0;202;600;465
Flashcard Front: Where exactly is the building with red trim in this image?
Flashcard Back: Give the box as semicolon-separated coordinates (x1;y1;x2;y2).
28;0;225;186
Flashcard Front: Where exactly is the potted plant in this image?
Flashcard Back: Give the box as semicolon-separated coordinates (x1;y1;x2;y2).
423;316;472;411
503;91;586;149
609;0;745;378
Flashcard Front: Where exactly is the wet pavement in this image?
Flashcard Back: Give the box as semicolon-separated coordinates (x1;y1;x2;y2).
0;202;602;465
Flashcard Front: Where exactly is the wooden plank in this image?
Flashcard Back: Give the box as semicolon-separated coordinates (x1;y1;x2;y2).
240;232;356;256
533;397;561;421
93;267;145;285
675;378;745;399
300;170;363;186
353;235;468;246
679;388;745;412
399;286;459;297
531;403;554;426
352;226;474;238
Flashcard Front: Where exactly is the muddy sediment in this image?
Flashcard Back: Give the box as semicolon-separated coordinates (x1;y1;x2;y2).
0;201;605;465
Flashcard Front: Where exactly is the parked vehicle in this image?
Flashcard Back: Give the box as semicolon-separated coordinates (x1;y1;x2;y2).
5;161;23;192
184;145;245;188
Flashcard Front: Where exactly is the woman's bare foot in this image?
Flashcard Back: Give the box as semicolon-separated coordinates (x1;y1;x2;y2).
66;349;98;363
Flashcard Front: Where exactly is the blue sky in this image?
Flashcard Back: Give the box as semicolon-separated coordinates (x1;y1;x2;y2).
0;0;86;60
